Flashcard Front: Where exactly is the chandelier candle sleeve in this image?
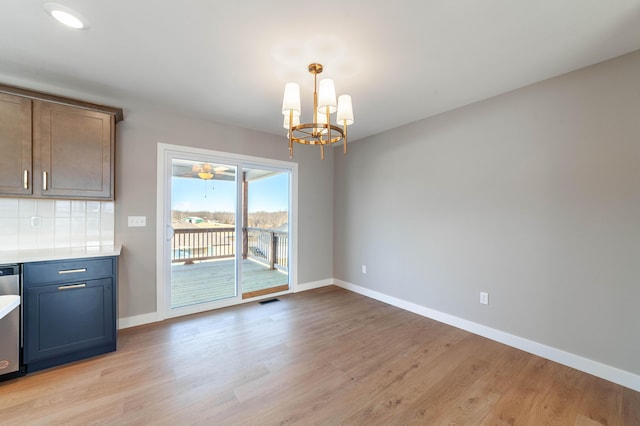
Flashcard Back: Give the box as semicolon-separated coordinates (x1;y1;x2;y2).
281;63;354;159
285;111;299;157
283;114;300;129
316;111;328;134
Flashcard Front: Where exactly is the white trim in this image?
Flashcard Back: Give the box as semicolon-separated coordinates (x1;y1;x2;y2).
155;145;167;322
333;279;640;392
294;278;333;292
156;143;298;320
118;312;159;330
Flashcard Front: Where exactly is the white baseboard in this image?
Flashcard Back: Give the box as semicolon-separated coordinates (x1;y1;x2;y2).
333;279;640;392
118;312;159;330
118;279;333;330
294;278;333;292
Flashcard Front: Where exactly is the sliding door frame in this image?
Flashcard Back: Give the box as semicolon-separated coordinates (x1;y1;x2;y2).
156;143;298;321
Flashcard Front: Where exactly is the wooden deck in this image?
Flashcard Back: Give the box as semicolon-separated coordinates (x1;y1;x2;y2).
171;258;288;308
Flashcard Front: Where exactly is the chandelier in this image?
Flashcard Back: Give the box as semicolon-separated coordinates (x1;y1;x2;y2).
282;63;354;160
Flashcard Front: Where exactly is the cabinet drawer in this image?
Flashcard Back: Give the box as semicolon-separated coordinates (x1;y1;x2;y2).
24;257;114;287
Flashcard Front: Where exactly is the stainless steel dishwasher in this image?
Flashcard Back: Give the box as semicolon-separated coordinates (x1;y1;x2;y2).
0;264;21;381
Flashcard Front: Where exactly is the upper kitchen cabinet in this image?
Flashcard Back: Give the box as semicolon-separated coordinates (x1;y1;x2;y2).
0;84;123;200
33;101;114;199
0;93;32;196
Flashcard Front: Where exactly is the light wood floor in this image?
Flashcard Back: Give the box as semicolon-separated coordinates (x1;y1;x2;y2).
1;286;638;425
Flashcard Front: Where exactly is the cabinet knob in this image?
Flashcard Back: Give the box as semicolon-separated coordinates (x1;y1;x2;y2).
23;169;29;190
42;171;48;191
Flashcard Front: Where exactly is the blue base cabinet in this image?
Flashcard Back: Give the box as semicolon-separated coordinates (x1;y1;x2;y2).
23;256;117;372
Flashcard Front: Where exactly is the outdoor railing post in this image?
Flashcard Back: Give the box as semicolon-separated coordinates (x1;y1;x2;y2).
270;231;277;270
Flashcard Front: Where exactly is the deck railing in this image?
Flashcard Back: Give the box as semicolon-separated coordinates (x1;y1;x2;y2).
246;227;289;271
172;227;235;263
171;226;288;272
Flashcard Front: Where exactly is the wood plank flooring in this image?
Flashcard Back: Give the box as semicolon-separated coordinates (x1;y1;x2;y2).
1;286;638;425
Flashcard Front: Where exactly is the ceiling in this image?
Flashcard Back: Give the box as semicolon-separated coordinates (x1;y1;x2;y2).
1;1;639;142
172;159;278;182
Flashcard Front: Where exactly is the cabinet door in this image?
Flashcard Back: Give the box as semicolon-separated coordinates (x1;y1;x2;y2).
24;278;115;363
0;93;32;195
33;101;114;199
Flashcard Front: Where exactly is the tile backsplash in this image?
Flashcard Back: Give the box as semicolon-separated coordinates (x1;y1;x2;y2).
0;198;114;251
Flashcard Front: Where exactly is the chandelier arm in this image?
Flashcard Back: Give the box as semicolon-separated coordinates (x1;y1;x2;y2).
290;123;345;145
313;69;319;134
288;110;293;158
326;107;331;148
344;123;348;155
299;128;315;137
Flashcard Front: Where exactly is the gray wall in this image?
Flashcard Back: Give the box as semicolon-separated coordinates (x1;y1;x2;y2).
333;50;640;375
115;107;334;319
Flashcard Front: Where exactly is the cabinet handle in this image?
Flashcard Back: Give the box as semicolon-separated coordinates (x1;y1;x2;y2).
42;171;48;191
58;268;87;274
23;169;29;190
58;283;87;291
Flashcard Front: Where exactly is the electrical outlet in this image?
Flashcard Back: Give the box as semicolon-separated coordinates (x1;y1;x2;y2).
128;216;147;227
362;265;367;274
30;216;41;228
480;292;489;305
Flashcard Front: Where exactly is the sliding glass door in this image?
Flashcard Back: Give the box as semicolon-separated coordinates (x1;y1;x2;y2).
158;145;296;319
241;167;290;299
170;159;238;308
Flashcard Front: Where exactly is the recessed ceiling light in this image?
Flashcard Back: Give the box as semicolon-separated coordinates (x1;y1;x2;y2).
43;3;90;30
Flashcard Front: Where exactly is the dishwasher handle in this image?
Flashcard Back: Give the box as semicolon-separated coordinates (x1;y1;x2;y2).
0;265;19;276
0;264;20;297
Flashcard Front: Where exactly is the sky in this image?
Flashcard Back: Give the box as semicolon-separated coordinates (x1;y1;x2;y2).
172;172;289;213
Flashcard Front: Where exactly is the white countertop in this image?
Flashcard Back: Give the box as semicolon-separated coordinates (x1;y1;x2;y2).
0;295;20;320
0;245;122;264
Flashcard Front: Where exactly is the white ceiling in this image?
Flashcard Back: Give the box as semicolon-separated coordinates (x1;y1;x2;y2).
1;1;639;142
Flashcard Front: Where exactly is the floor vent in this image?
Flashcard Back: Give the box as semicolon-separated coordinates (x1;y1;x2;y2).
259;298;280;305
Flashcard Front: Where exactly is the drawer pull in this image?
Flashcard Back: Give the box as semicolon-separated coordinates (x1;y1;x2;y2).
23;169;29;190
43;171;48;191
58;283;87;290
58;268;87;274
